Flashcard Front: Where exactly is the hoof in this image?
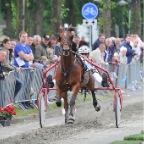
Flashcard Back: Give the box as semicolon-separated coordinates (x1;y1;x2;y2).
67;119;74;124
95;105;101;112
56;101;61;107
67;115;75;124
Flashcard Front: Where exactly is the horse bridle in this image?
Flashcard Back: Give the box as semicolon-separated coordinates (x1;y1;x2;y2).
60;29;73;56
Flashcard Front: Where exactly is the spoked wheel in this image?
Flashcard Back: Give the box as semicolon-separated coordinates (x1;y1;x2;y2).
39;92;46;128
115;90;122;128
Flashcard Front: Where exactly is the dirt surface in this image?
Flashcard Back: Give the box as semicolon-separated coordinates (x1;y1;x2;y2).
0;89;143;144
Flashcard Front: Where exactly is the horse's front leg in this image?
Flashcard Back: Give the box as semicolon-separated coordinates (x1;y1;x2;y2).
68;84;79;124
62;92;69;124
91;90;101;112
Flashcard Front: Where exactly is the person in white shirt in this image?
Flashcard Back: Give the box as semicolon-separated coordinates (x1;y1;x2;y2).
89;43;106;66
119;46;127;64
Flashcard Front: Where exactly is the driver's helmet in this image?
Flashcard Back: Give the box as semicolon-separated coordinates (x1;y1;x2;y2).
78;45;90;54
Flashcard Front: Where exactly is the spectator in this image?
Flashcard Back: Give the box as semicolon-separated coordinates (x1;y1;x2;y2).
26;35;34;46
10;39;17;64
112;52;120;65
111;52;120;74
72;36;80;52
0;38;14;70
122;34;137;64
0;49;7;63
14;31;34;108
14;31;34;68
0;49;7;80
79;36;88;47
89;43;106;66
34;34;50;64
119;46;127;64
114;38;122;53
92;33;105;51
132;38;140;61
104;38;115;63
48;37;61;61
30;35;41;57
0;40;22;100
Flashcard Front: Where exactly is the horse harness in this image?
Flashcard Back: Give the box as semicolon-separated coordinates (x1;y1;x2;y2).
60;51;87;90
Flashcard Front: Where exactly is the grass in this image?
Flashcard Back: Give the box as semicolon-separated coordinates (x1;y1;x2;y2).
111;131;144;144
14;106;38;118
111;141;143;144
124;134;144;141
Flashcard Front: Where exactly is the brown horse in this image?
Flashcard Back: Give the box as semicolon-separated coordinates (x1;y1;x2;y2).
55;25;100;124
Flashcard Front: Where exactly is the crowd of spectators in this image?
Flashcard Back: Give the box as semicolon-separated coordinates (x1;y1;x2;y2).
91;33;144;66
0;30;144;109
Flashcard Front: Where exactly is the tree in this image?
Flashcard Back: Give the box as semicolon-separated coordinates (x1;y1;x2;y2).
5;0;13;37
16;0;24;37
102;0;112;38
131;0;141;36
0;0;143;38
50;0;62;36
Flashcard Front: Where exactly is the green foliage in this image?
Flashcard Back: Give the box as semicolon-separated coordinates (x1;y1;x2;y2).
11;0;17;33
95;0;117;31
0;112;12;120
111;131;144;144
100;1;116;9
124;134;144;141
51;18;58;23
0;0;142;37
111;140;143;144
61;2;69;19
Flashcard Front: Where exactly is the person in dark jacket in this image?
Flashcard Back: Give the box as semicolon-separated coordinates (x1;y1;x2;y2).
0;39;22;99
92;33;105;51
122;35;137;64
104;38;115;63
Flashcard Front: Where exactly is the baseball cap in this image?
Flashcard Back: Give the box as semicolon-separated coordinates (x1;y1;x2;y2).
43;34;50;40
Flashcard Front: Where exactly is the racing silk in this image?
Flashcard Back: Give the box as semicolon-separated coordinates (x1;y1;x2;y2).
81;57;95;71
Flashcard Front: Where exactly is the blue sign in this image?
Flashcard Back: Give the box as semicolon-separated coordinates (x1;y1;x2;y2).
82;3;98;19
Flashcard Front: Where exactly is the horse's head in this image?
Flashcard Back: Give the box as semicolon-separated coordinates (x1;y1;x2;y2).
59;25;75;56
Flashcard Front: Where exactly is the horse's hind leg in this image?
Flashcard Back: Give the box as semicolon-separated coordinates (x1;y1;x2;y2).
91;91;101;112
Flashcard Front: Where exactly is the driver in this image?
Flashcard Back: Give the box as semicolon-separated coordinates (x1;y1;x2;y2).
78;45;109;87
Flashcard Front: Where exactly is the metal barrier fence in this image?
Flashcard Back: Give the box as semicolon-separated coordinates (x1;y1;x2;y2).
0;60;143;108
15;68;35;103
0;71;15;107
